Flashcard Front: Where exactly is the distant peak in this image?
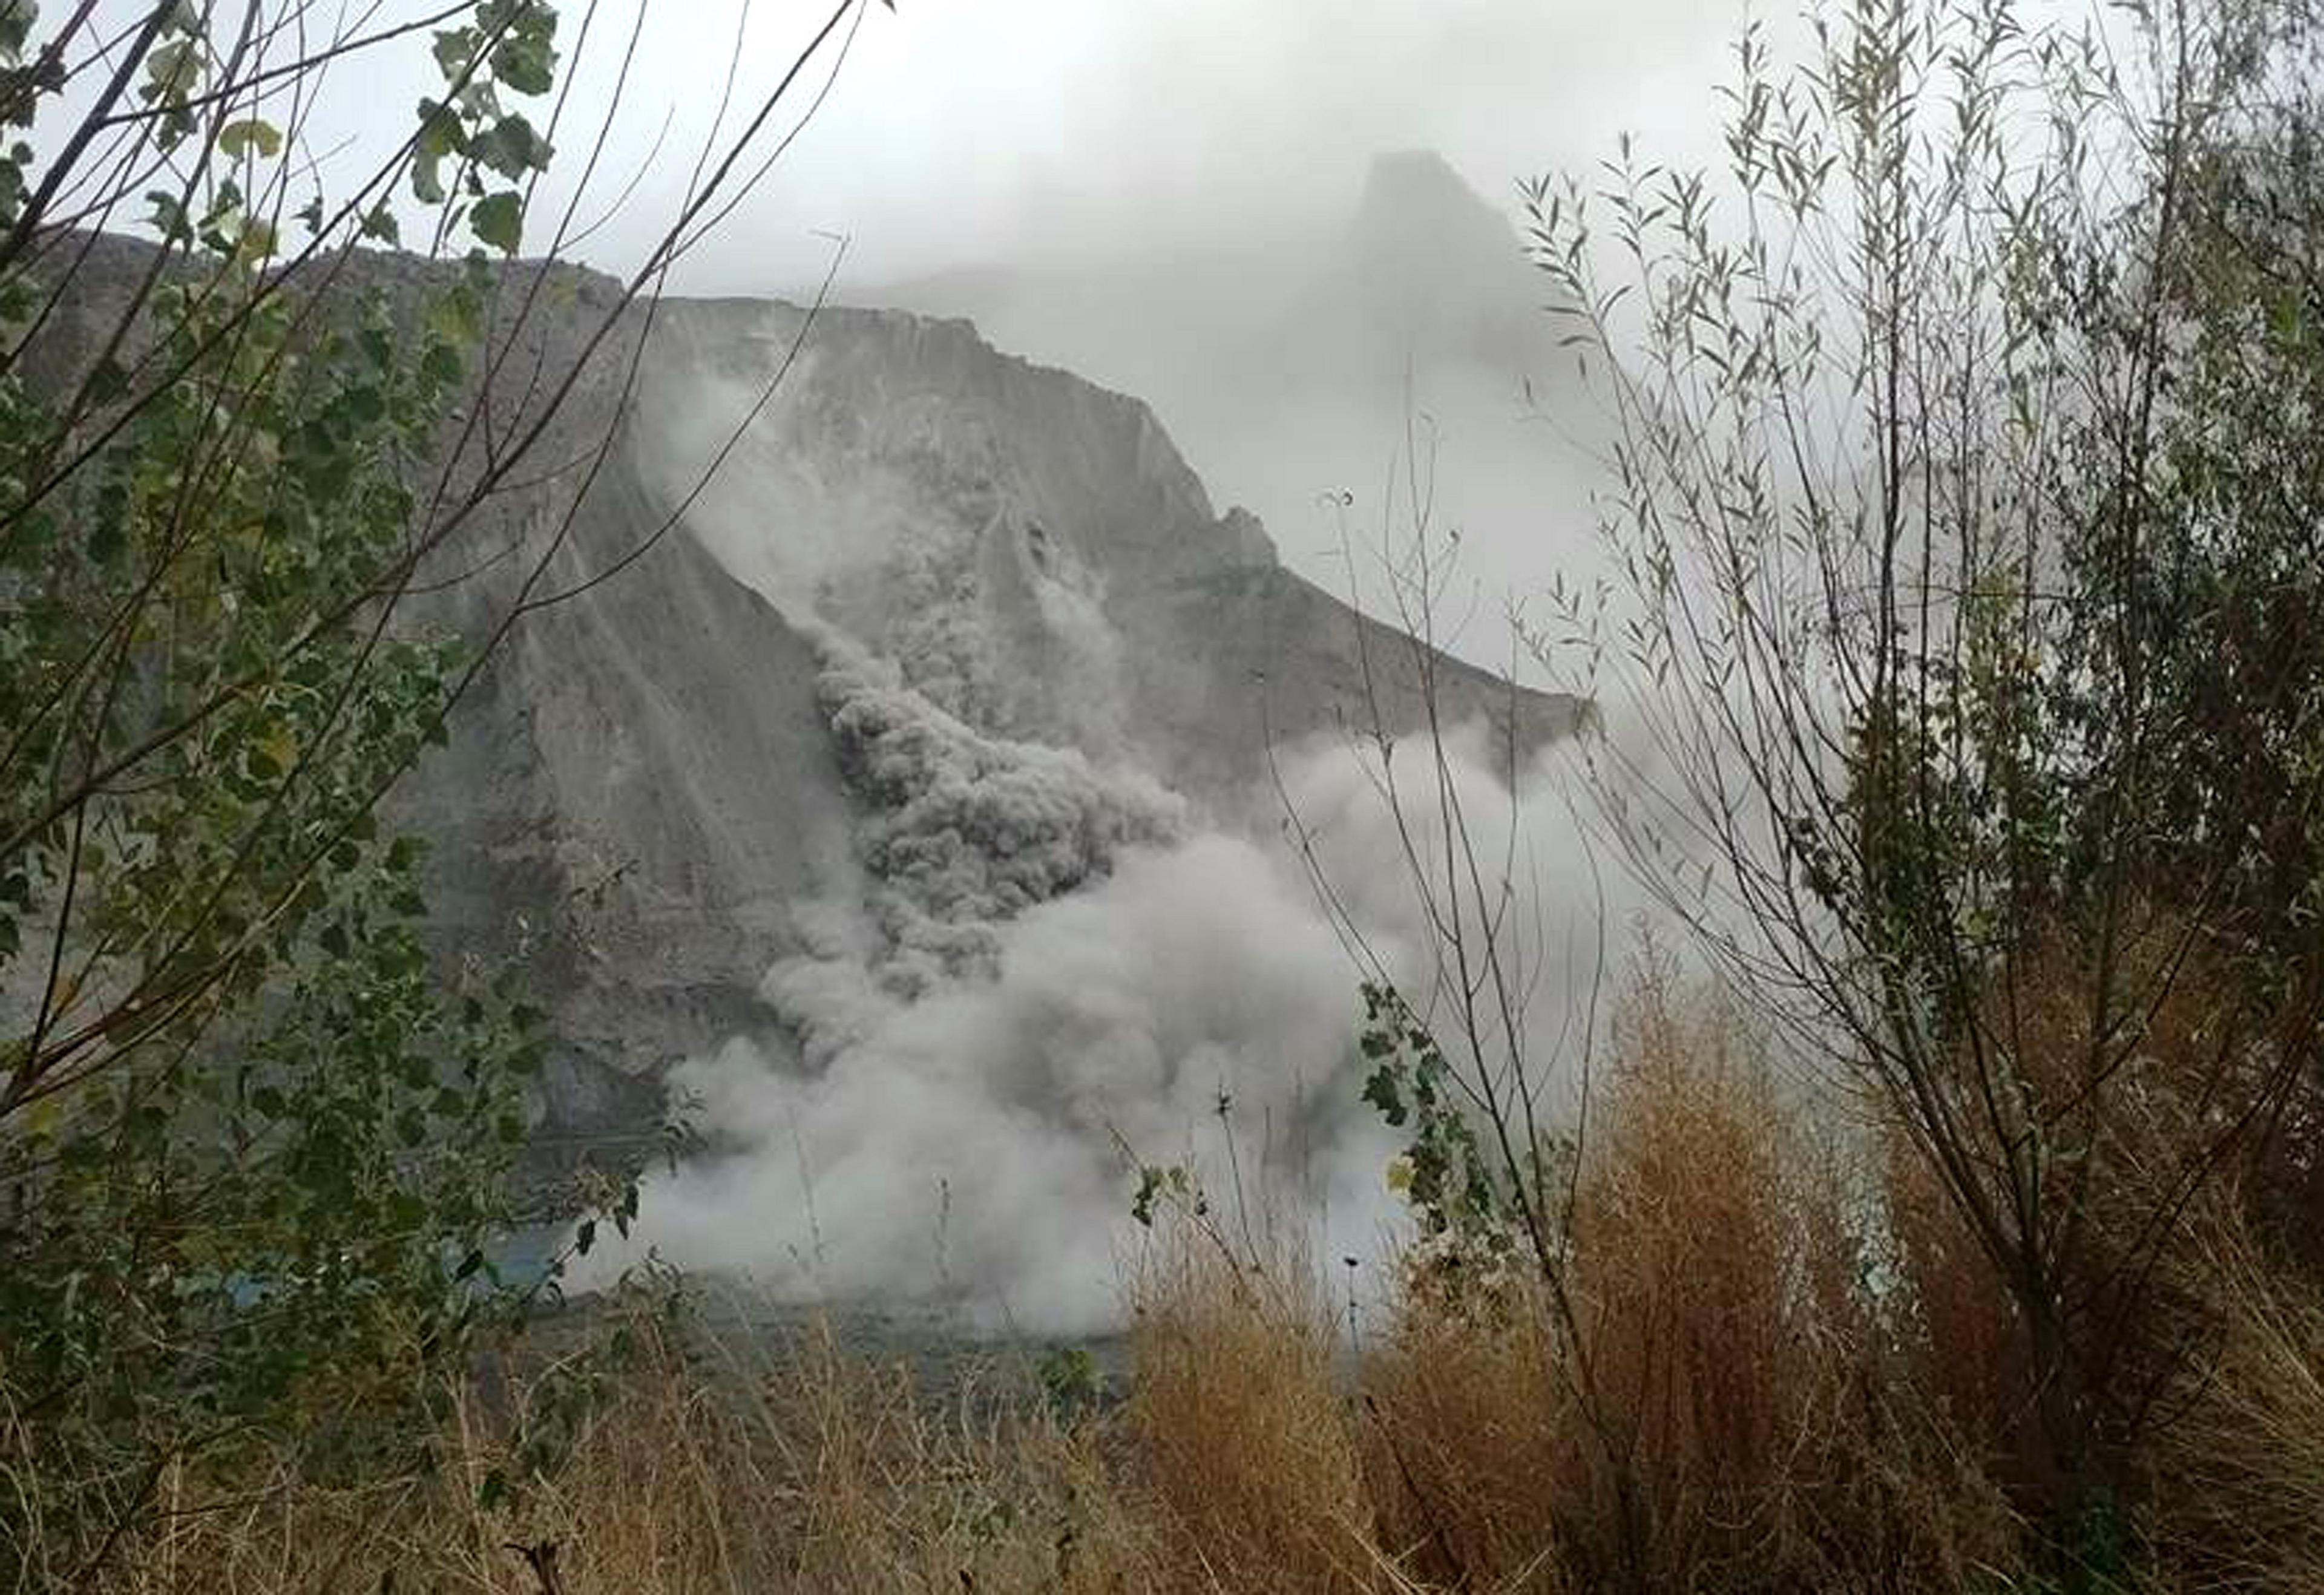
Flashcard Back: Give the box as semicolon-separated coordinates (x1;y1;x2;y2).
1354;149;1501;231
1364;147;1469;189
1345;148;1524;295
1333;149;1548;368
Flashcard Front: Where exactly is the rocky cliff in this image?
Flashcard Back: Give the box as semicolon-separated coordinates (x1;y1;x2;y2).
320;260;1588;1153
23;234;1585;1260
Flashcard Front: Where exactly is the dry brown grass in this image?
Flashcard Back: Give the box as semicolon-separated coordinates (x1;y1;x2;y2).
54;956;2324;1595
1362;966;2020;1594
1360;1284;1572;1591
1874;911;2309;1518
1883;1115;2029;1459
67;1310;1163;1595
1566;972;1858;1584
2146;1217;2324;1594
1126;1223;1383;1593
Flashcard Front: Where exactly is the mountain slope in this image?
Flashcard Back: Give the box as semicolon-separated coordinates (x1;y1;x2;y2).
21;233;1586;1196
466;288;1583;1141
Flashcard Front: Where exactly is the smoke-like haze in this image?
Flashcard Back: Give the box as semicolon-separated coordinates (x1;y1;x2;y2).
665;0;1747;291
534;0;1796;1329
695;0;1759;674
603;828;1396;1334
870;146;1612;683
574;720;1612;1334
107;0;1754;679
218;1;1748;291
563;316;1636;1329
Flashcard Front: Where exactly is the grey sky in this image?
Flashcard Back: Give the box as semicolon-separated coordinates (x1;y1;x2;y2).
51;0;1759;319
605;0;1747;294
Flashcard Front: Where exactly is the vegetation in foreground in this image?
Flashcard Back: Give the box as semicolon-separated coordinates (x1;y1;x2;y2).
0;1;859;1586
34;959;2324;1594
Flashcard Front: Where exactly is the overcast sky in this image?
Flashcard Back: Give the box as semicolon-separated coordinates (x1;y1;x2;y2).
657;0;1746;293
557;0;1754;649
252;0;1751;295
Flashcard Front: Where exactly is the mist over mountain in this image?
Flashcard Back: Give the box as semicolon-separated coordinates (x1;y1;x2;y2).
878;151;1603;666
508;287;1589;1325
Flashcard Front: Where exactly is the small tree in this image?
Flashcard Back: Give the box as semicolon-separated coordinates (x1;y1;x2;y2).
1523;0;2322;1520
0;0;880;1578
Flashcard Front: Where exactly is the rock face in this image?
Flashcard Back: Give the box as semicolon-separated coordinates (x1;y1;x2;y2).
22;231;1585;1162
444;288;1583;1150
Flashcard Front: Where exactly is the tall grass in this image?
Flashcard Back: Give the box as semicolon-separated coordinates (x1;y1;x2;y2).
57;1308;1164;1595
44;961;2324;1593
2147;1219;2324;1593
1128;1230;1377;1591
1364;965;2021;1593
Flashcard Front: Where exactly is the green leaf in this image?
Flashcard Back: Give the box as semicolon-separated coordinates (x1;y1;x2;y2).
432;25;479;81
419;341;464;389
142;38;199;108
470;189;523;254
234;217;277;262
145;189;189;240
488;11;557;96
86;505;126;568
410;99;462;206
0;2;38;66
1361;1065;1408;1127
217;119;282;159
475;113;551;177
